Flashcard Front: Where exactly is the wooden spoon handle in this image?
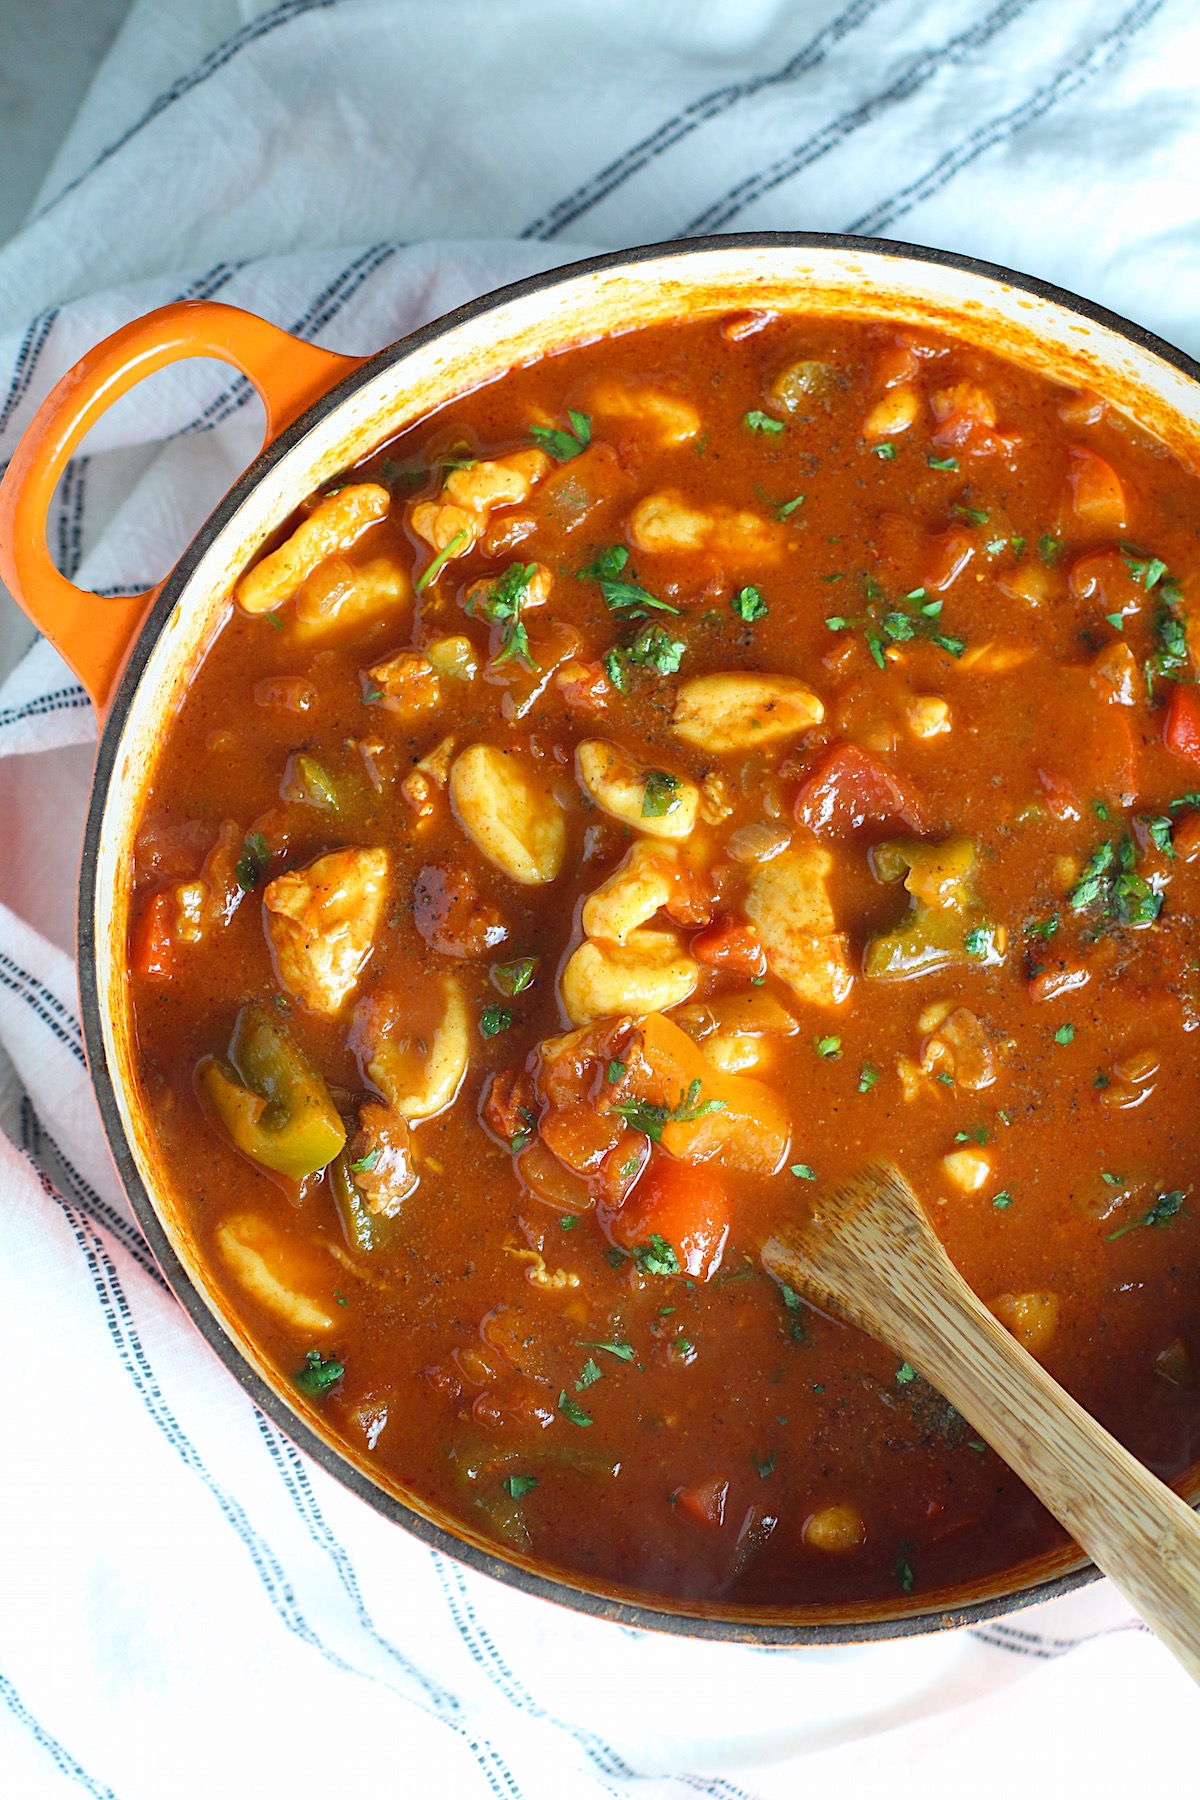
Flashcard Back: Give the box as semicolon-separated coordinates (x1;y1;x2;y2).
763;1169;1200;1681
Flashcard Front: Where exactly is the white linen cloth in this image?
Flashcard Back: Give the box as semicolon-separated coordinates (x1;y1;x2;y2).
2;2;1199;1792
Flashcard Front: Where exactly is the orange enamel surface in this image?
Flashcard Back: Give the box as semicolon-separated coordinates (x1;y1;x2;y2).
0;301;362;716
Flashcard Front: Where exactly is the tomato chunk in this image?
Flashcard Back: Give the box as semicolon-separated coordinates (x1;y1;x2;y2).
604;1154;729;1281
794;742;924;840
690;915;767;979
132;890;175;979
673;1477;729;1527
1164;683;1200;768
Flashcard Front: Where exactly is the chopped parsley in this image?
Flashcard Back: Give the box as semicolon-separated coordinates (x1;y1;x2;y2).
235;831;270;892
928;454;958;471
955;1125;988;1146
744;409;784;436
578;1339;636;1362
1121;546;1168;591
349;1148;380;1174
530;409;591;461
954;503;989;526
505;1474;539;1499
893;1548;915;1593
1105;1189;1184;1240
895;1362;917;1384
755;1451;776;1480
1054;1023;1075;1045
612;1078;726;1143
1144;573;1188;696
560;1214;579;1230
733;585;768;622
578;543;679;618
814;1035;841;1060
467;560;539;669
479;1004;513;1038
1067;836;1162;927
632;1234;681;1277
859;1063;879;1093
777;1282;808;1342
295;1350;344;1397
575;1357;603;1390
415;526;469;592
1038;533;1062;565
1154;815;1187;858
871;441;897;460
641;769;683;818
558;1389;593;1426
963;925;992;957
491;957;536;996
790;1162;816;1181
776;494;806;519
992;1190;1014;1210
605;622;685;691
1100;1171;1124;1187
825;580;964;665
606;1059;626;1085
1026;914;1059;940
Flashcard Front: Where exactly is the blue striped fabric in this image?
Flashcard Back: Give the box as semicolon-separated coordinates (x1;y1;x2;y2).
1;2;1198;1792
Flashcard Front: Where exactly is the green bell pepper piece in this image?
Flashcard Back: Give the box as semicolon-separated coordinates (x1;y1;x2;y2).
200;1002;345;1179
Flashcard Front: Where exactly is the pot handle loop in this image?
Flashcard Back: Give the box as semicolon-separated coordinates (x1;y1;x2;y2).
0;301;364;717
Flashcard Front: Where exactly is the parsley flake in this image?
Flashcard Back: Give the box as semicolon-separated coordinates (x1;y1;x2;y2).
642;769;683;819
632;1234;681;1277
871;441;897;460
790;1162;816;1181
859;1063;879;1093
1105;1189;1184;1240
814;1035;841;1060
992;1190;1014;1210
505;1474;539;1499
896;1362;917;1384
1054;1023;1075;1045
480;1004;513;1038
467;560;540;669
295;1350;344;1397
558;1389;593;1426
491;957;536;996
415;527;469;593
575;1357;603;1391
744;409;784;436
530;409;591;461
928;455;958;471
733;585;768;623
235;831;271;893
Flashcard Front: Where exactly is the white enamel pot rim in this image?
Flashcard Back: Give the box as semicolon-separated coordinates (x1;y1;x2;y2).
76;232;1200;1645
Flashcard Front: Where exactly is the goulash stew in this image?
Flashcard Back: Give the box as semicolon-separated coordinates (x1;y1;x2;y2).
129;313;1200;1613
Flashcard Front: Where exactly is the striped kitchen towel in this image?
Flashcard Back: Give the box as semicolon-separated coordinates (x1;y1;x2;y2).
1;2;1198;1795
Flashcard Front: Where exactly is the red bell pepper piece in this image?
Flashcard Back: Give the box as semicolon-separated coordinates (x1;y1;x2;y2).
794;742;924;840
131;890;175;979
606;1154;729;1282
1164;684;1200;768
690;915;767;979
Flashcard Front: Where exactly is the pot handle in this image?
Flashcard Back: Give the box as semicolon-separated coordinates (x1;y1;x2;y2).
0;301;365;717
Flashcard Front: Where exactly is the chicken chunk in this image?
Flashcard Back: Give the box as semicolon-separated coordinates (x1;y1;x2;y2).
235;484;391;614
671;673;824;753
580;840;709;946
364;648;439;718
264;847;389;1015
628;492;782;561
409;450;551;559
744;846;854;1008
292;554;409;640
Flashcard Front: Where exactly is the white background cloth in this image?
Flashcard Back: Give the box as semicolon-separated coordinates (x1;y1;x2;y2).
2;2;1199;1793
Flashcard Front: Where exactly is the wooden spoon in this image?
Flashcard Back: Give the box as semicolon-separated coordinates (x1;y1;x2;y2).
761;1160;1200;1683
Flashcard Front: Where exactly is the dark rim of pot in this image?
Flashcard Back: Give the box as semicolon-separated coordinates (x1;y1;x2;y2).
77;228;1200;1645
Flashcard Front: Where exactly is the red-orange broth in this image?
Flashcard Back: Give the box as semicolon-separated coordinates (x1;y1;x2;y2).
128;312;1200;1614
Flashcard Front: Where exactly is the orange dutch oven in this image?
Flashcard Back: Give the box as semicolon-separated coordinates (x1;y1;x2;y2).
3;234;1200;1643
